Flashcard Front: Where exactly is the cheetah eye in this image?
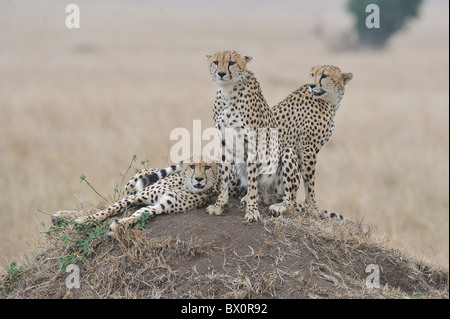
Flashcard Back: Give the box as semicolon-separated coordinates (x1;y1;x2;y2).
310;73;314;77
204;165;211;170
213;61;218;66
189;164;195;170
229;61;236;66
322;74;328;79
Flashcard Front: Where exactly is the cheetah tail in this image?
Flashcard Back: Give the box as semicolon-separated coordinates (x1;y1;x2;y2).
323;210;345;221
135;164;181;192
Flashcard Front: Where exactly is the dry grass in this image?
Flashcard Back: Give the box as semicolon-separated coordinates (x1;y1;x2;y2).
0;0;448;273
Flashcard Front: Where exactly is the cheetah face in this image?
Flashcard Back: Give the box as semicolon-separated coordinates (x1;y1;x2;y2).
182;161;218;194
206;50;252;86
309;65;353;103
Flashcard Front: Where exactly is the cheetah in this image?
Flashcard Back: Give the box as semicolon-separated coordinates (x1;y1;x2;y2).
272;65;353;212
52;158;245;236
205;50;300;222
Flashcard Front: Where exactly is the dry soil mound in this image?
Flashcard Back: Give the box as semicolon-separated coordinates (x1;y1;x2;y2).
1;199;448;299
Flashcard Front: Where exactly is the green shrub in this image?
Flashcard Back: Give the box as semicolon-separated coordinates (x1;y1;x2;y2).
347;0;423;48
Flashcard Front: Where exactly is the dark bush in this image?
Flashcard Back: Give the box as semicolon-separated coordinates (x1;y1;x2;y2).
347;0;423;48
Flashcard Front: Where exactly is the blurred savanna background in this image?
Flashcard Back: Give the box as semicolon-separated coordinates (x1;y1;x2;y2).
0;0;448;269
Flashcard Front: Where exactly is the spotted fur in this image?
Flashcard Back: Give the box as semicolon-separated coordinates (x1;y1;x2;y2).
205;50;300;222
51;158;248;236
273;65;352;215
125;164;181;195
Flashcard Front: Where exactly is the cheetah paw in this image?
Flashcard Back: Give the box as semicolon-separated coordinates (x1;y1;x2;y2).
268;203;286;218
206;204;224;216
51;210;82;225
244;207;260;222
106;219;120;237
240;194;249;206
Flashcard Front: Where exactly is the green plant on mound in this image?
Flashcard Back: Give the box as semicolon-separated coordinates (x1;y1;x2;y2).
44;217;109;271
411;292;423;299
43;154;156;272
137;212;152;230
6;262;24;280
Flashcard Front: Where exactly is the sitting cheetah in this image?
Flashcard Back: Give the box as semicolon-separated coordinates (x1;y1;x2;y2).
205;50;300;222
272;65;352;212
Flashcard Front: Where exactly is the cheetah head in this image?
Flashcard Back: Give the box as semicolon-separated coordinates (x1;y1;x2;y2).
206;50;252;86
309;65;353;104
182;159;218;194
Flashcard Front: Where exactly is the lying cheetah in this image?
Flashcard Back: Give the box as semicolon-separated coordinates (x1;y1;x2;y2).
52;158;245;236
273;65;352;212
205;50;300;222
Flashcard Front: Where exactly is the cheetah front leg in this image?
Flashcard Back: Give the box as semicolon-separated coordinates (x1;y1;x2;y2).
299;146;318;211
108;190;208;236
243;161;260;222
206;162;231;216
268;147;299;217
206;141;232;216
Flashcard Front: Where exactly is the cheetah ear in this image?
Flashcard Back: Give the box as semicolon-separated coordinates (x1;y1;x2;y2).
206;54;212;61
343;72;353;85
244;56;252;63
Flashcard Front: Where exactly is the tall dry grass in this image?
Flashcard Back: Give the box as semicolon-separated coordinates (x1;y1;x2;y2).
0;0;448;267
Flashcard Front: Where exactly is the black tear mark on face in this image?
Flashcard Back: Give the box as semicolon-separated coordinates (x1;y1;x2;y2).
319;73;328;87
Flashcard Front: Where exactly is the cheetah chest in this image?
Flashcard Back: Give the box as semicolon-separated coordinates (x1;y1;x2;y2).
217;106;244;130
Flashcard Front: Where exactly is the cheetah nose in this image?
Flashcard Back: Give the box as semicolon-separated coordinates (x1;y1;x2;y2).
195;177;204;182
309;84;316;89
218;72;226;79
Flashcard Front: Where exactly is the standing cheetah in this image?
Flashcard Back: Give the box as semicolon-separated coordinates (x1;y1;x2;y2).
272;65;353;211
205;50;300;222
